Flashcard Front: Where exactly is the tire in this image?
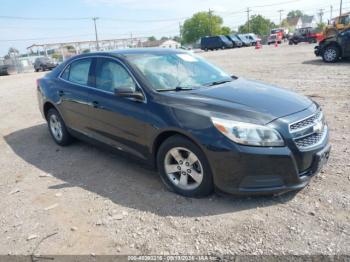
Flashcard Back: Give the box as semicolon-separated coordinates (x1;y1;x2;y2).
157;135;214;198
322;45;340;63
47;108;73;146
35;68;39;72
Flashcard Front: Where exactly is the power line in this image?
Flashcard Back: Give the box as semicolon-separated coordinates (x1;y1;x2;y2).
0;15;90;21
0;34;93;42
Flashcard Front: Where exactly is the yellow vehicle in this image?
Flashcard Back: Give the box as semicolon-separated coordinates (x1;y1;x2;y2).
324;12;350;38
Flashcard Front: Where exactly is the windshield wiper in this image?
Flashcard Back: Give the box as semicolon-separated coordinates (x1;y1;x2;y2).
204;79;232;87
156;87;194;92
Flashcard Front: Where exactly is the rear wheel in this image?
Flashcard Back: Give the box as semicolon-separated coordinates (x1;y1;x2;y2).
47;108;73;146
157;135;213;197
322;45;339;63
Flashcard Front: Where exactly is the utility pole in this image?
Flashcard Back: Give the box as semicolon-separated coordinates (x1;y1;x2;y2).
179;22;182;41
318;9;324;24
92;17;99;51
278;9;284;26
340;0;343;16
208;9;213;36
246;7;251;32
130;32;133;48
330;5;333;20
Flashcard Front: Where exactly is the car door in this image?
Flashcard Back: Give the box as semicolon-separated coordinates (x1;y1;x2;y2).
339;29;350;56
87;57;149;159
57;57;94;135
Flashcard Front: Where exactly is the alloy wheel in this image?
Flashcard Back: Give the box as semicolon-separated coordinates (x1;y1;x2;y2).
49;114;63;141
164;147;203;190
324;48;337;62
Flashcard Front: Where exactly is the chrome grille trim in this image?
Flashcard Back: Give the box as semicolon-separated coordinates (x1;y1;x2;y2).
294;125;327;149
289;110;323;133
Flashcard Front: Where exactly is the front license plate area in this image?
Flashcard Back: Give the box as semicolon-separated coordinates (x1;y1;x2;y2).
313;145;331;173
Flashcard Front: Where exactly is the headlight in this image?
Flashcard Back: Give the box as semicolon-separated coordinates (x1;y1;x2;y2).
211;117;284;147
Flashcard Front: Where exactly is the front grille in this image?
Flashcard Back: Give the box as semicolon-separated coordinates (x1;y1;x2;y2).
290;110;322;132
294;128;327;149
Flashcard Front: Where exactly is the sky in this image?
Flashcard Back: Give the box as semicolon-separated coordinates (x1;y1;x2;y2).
0;0;349;56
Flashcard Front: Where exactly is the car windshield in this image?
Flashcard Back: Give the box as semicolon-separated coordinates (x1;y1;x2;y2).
40;58;51;62
238;34;249;41
126;53;232;91
230;35;239;41
271;29;282;34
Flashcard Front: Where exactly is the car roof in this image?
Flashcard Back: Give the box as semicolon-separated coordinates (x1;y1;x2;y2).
83;48;187;57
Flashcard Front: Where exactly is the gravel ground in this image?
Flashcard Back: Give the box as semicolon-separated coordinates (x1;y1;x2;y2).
0;44;349;256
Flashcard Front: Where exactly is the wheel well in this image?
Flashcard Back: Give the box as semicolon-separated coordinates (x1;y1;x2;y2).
152;131;200;169
43;102;55;120
324;42;342;56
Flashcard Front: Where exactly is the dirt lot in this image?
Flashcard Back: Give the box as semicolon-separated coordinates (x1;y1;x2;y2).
0;44;349;256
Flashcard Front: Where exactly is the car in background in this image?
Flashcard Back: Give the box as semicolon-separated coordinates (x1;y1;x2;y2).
315;28;350;62
225;35;243;48
271;28;287;40
235;34;252;46
0;59;16;76
200;36;234;51
267;34;281;45
289;27;318;45
244;33;261;45
34;57;58;72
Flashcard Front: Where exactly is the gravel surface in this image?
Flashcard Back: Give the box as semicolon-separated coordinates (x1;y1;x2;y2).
0;44;349;256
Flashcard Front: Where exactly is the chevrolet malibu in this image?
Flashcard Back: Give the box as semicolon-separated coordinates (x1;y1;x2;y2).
37;49;331;197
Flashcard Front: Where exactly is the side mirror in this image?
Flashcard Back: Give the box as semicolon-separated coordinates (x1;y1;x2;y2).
114;86;144;101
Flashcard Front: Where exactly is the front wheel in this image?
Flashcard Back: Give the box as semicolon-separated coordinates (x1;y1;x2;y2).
322;45;339;63
47;108;73;146
157;135;214;197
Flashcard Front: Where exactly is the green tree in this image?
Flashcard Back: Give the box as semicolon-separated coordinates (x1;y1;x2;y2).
238;15;276;36
160;36;169;41
148;36;156;41
8;47;19;56
316;22;326;32
51;53;63;61
181;11;229;43
221;26;231;35
287;10;304;19
173;36;181;43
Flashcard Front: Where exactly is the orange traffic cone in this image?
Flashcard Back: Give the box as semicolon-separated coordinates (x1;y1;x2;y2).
255;41;262;49
274;40;278;48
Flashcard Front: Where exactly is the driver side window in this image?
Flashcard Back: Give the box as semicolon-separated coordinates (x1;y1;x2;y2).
95;58;136;93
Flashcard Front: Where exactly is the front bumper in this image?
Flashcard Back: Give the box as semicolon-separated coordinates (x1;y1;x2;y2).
314;46;321;56
202;108;331;196
206;141;330;195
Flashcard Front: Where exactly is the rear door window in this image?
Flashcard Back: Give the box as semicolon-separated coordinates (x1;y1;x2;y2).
67;58;92;86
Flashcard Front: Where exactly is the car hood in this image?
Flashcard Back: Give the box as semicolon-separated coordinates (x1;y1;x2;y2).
159;78;313;125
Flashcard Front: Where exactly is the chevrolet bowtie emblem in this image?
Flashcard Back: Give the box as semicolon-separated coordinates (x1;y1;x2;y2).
313;121;323;134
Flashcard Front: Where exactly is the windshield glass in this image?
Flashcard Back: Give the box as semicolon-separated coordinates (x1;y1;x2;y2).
229;35;239;41
237;34;249;41
126;53;232;91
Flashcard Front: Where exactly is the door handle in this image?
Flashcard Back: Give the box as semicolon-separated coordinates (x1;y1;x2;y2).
58;90;64;97
92;101;99;108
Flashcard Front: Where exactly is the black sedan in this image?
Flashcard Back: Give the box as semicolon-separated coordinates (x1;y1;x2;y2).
37;49;330;197
315;28;350;62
